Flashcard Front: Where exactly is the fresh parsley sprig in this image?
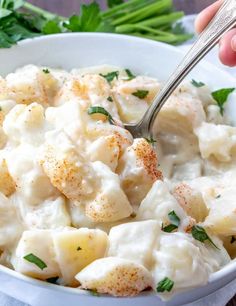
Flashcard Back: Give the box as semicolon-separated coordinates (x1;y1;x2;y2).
211;88;235;115
156;277;174;293
162;210;180;233
145;137;157;145
132;90;149;99
191;225;220;250
191;79;205;88
100;71;119;83
125;68;136;80
24;253;47;270
0;1;191;48
88;106;115;125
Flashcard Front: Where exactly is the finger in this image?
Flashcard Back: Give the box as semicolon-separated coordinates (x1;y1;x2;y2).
195;0;222;33
219;29;236;67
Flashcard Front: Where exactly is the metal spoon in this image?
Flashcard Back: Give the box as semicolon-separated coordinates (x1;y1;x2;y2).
124;0;236;139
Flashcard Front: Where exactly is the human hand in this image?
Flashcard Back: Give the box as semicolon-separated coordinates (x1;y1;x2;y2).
195;0;236;67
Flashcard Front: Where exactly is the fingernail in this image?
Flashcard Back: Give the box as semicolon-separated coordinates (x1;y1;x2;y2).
231;36;236;52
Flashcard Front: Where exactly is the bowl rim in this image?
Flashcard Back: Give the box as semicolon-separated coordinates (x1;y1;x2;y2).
0;32;236;300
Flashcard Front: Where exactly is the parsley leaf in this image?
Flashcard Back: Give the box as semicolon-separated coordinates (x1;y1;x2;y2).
24;253;47;270
231;236;236;244
46;276;59;284
63;15;80;32
191;79;205;88
77;246;82;251
100;71;119;83
0;30;15;47
0;0;25;10
191;225;220;249
211;88;235;115
80;2;101;32
162;210;180;233
132;90;149;99
0;8;11;18
88;106;115;125
156;277;174;293
145;137;157;145
107;96;113;102
42;19;62;34
64;2;102;33
42;68;50;74
125;68;136;80
107;0;124;8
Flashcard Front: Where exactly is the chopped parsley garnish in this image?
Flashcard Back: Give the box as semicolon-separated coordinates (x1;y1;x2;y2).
107;96;113;102
191;225;219;249
211;88;235;115
191;79;205;88
156;277;174;293
87;106;115;125
42;68;50;74
132;90;149;99
77;246;82;251
144;137;157;145
162;210;180;233
125;69;136;80
46;276;59;284
90;289;99;296
216;195;221;199
24;253;47;270
231;236;236;244
100;71;119;83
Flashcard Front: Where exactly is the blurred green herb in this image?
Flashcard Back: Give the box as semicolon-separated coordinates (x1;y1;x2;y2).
0;0;191;48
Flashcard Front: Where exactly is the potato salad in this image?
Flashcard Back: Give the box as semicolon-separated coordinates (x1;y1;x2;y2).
0;64;235;300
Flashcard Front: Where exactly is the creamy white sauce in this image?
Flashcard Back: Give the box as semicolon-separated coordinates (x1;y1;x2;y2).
0;64;234;299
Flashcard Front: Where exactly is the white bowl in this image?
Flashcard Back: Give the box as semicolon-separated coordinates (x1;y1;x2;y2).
0;33;236;306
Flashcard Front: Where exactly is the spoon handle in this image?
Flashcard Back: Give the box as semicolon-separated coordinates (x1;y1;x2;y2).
139;0;236;137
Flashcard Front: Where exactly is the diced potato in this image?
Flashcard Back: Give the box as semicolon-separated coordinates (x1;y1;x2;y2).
3;103;46;145
7;144;57;206
0;158;15;197
194;122;236;162
173;183;209;223
113;76;161;123
157;89;206;134
0;193;23;248
5;65;58;105
52;228;108;286
117;138;163;206
76;257;152;296
137;180;193;232
152;232;229;299
85;161;133;222
108;220;160;268
24;196;71;229
204;188;236;236
40;141;95;201
12;230;60;280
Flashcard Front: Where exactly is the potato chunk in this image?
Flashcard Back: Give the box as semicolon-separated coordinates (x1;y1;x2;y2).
76;257;152;296
108;220;160;268
117;138;163;206
12;230;60;280
53;228;108;286
0;158;15;197
173;183;209;223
